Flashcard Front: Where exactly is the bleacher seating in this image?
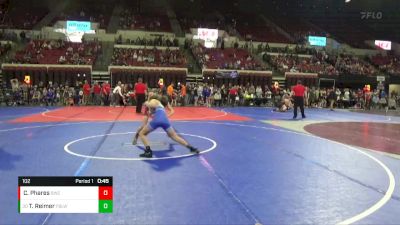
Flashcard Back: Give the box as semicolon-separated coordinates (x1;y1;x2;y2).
13;40;101;65
335;54;377;76
237;25;291;43
268;16;326;44
119;36;179;47
371;55;400;76
0;6;48;29
0;41;11;57
192;44;265;70
268;54;339;76
177;13;228;33
111;47;187;67
310;18;374;49
119;11;171;32
230;13;291;43
52;1;113;29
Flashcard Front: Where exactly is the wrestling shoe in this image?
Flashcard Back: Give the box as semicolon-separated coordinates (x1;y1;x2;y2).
140;150;153;158
188;146;200;154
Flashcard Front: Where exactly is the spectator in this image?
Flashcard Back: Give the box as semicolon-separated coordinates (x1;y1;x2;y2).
112;82;123;107
202;85;211;107
101;81;110;106
93;82;101;105
134;77;147;113
327;88;337;111
46;87;55;106
167;83;174;103
82;80;91;105
229;85;238;106
214;89;222;107
180;83;187;106
291;80;306;119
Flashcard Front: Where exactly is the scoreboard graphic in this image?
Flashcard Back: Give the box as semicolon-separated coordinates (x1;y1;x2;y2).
18;177;113;213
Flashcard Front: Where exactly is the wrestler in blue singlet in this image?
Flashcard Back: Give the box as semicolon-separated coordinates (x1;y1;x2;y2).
147;102;172;131
137;95;199;158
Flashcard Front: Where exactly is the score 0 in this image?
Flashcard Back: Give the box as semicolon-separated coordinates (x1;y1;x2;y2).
98;178;112;213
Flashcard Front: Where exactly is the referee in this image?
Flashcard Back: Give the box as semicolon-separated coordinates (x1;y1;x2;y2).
134;77;147;113
291;80;306;119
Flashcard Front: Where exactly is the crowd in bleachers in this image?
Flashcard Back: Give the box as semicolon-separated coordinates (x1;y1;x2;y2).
54;11;108;29
0;6;48;29
177;16;222;32
191;44;267;70
111;47;187;67
53;1;112;29
11;40;101;65
0;0;9;23
0;41;11;57
0;30;19;42
371;55;400;76
266;53;338;75
115;36;179;47
119;10;171;32
334;54;377;76
262;46;380;76
177;14;237;36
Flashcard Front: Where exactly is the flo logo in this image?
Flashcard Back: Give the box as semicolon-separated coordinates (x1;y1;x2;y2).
360;12;383;20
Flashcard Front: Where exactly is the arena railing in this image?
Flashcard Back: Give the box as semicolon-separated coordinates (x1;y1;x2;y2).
202;69;273;87
1;64;92;87
113;45;180;50
108;66;188;88
285;72;319;87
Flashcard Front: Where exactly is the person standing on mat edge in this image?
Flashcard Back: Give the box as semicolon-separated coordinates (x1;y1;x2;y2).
327;87;337;111
113;81;124;107
291;80;306;119
134;77;147;113
82;80;91;105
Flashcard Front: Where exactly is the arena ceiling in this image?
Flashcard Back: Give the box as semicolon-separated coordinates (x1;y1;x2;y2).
6;0;400;41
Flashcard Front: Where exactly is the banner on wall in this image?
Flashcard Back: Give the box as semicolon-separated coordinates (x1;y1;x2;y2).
215;71;239;79
376;76;385;82
194;28;219;48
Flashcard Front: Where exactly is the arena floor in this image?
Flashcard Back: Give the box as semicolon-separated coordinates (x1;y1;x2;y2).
1;106;400;224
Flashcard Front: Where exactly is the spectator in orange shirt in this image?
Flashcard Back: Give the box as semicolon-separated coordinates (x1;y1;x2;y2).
167;83;174;103
82;80;91;105
180;83;186;106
